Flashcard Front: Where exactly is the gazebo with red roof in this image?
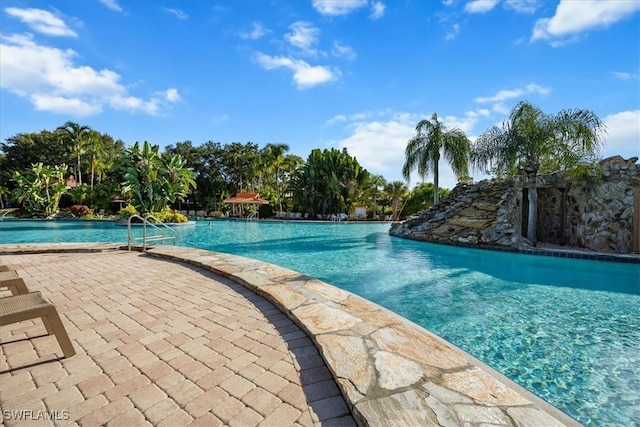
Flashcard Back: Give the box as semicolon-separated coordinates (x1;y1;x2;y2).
222;193;269;217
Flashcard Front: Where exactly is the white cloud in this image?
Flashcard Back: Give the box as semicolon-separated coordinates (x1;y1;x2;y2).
212;114;229;125
464;0;500;14
443;0;455;6
285;21;320;55
5;7;77;37
337;114;416;174
31;94;101;116
504;0;538;13
474;83;550;105
254;53;338;89
99;0;123;13
370;2;386;20
445;23;460;40
532;0;640;44
602;110;640;159
165;88;181;102
0;33;177;117
331;110;489;188
463;0;538;14
312;0;368;16
611;71;639;80
239;22;269;40
163;8;188;20
440;110;487;135
326;114;347;125
332;41;356;60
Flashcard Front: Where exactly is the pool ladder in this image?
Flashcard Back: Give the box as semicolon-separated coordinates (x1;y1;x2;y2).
127;214;177;251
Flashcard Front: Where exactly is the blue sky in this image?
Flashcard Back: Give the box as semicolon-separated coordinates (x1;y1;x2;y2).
1;0;639;189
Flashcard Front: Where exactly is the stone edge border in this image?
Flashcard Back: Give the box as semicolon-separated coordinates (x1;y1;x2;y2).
0;244;581;427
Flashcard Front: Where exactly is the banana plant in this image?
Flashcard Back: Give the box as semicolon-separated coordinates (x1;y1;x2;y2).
12;163;68;216
122;141;196;213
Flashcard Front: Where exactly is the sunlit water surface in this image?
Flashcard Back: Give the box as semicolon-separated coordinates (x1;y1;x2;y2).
2;219;639;426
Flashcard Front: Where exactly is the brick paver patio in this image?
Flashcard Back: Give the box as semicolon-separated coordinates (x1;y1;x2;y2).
0;251;355;426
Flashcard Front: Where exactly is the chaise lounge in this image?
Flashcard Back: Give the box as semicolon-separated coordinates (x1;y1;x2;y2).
0;291;76;358
1;269;75;359
1;270;30;296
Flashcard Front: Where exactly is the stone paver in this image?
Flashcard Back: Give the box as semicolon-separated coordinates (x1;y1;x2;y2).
0;252;352;426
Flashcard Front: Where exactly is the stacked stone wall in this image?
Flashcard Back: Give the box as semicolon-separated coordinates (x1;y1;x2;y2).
536;157;639;253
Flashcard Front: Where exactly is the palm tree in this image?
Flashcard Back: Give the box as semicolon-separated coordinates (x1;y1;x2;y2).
0;185;8;209
86;130;106;191
402;113;471;205
57;121;92;186
369;174;387;218
262;143;290;213
473;101;605;246
384;181;409;220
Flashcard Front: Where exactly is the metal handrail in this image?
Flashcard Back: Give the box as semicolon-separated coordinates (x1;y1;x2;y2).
246;212;259;220
0;208;17;219
127;214;178;251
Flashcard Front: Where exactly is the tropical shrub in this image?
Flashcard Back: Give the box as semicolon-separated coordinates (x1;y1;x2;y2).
151;207;187;223
12;163;68;217
117;204;138;218
401;183;451;217
121;141;196;213
291;148;369;215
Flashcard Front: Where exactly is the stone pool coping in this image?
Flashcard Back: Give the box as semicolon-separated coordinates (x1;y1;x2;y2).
0;243;581;426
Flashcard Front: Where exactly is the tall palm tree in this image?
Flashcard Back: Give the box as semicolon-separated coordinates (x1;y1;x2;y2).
384;181;409;220
403;113;471;205
262;143;290;212
57;121;92;186
369;174;387;217
86;130;106;191
473;101;605;246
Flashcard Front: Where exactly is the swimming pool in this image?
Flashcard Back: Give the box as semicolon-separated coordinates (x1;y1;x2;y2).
1;219;639;426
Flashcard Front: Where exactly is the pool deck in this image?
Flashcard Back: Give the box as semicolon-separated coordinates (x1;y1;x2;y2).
0;243;582;426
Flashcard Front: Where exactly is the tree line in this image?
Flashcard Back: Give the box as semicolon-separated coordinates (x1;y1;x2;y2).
0;122;444;219
0;100;606;242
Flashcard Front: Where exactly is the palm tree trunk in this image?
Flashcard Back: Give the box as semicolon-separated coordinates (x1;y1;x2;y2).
77;153;82;186
433;160;440;205
527;179;538;246
276;169;283;213
91;156;95;190
373;193;377;218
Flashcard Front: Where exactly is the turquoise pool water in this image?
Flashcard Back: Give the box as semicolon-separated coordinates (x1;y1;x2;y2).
1;219;639;426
